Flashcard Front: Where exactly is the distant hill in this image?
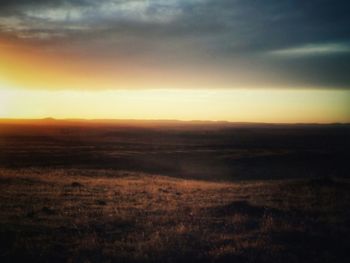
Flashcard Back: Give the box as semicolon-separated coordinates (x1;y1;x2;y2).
0;118;349;129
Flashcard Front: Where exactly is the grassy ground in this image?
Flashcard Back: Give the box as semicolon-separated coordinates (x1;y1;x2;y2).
1;168;349;263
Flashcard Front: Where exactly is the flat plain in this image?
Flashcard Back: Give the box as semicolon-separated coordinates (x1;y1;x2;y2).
0;120;349;262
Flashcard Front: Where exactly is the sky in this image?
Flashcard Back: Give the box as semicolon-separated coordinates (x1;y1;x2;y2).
0;0;349;122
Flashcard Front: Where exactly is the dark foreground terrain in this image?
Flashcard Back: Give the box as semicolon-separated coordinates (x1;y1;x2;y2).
0;120;349;262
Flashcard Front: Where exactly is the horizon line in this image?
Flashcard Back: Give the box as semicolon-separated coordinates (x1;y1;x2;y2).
0;117;348;126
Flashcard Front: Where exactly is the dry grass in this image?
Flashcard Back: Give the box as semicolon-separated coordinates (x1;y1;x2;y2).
0;168;350;263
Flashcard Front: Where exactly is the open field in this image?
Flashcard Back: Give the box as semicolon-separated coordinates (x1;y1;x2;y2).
0;120;349;262
0;120;349;180
1;169;350;263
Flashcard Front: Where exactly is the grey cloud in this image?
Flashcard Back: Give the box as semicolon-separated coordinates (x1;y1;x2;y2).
0;0;349;89
268;43;350;57
1;0;349;46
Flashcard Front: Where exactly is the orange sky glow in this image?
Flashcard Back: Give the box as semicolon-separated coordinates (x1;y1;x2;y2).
0;37;349;123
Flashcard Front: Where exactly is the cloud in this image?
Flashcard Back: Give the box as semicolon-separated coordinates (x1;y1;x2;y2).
0;0;349;89
1;0;349;50
268;43;350;57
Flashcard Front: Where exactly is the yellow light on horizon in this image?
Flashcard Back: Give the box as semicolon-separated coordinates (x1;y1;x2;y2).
1;84;349;123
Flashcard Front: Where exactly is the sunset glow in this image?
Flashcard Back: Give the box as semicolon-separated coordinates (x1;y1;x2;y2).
1;83;349;123
0;0;349;123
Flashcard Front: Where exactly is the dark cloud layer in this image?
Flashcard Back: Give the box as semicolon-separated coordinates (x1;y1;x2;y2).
1;0;350;89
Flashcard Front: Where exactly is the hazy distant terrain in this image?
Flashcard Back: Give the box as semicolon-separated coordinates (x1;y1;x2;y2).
0;120;349;262
0;120;349;181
